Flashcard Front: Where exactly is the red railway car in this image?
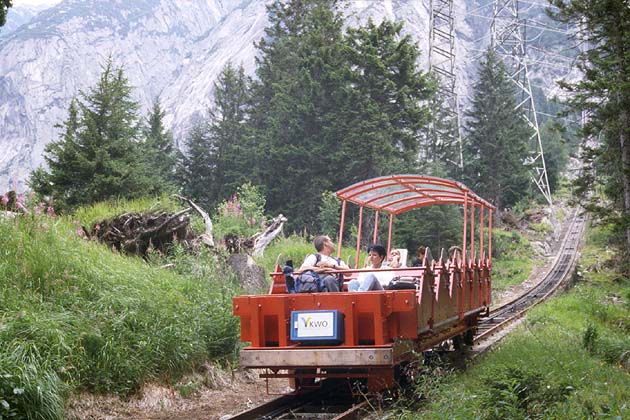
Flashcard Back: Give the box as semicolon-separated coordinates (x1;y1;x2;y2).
233;175;495;392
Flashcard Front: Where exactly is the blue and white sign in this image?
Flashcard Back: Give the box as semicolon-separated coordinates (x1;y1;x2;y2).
290;310;344;343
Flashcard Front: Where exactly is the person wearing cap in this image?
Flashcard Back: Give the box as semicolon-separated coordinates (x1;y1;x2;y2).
348;244;395;292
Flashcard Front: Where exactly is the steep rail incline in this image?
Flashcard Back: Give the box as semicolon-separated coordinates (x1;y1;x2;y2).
475;210;586;343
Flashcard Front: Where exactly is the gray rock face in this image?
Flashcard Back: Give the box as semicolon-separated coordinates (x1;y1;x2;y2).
0;0;574;191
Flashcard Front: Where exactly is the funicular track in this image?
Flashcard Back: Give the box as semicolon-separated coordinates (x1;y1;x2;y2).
226;381;369;420
226;211;586;420
475;210;586;342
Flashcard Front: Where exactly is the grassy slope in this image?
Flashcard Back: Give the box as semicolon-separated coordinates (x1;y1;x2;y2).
394;224;630;419
0;202;240;419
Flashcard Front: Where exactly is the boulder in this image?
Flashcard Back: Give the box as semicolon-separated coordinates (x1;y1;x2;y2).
228;254;268;294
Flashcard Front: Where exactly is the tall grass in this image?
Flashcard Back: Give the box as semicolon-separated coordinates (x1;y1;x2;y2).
0;209;240;419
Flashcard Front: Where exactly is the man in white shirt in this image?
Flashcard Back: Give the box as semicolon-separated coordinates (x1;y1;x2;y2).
299;235;349;292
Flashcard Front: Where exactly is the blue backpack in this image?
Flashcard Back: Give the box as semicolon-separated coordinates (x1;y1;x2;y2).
293;254;344;293
295;269;323;293
293;253;323;293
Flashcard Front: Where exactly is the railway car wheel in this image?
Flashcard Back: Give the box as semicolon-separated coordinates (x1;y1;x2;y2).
452;335;463;351
294;368;317;391
463;328;475;346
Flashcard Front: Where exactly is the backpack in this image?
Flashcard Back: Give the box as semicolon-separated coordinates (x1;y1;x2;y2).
295;254;344;293
295;269;323;293
295;254;324;293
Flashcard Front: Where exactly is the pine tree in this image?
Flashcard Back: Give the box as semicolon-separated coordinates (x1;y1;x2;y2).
29;60;154;210
463;49;532;210
208;63;252;202
176;120;214;209
248;1;435;231
249;0;348;230
549;0;630;260
539;121;568;193
339;19;434;183
142;97;178;188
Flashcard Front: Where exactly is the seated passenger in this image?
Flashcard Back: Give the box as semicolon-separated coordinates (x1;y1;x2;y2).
411;245;433;267
448;245;463;265
386;249;403;268
348;244;395;292
298;235;349;292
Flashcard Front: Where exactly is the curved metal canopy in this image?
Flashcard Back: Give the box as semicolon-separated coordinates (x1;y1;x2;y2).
335;174;495;215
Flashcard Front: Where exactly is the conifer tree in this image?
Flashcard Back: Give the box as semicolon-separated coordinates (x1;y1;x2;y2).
248;1;435;230
176;121;214;209
142;97;178;188
249;0;348;230
539;121;568;193
463;49;532;210
29;60;155;210
208;63;252;202
339;19;434;182
549;0;630;259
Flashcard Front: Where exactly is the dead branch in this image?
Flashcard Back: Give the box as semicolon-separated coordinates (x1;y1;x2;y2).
174;195;214;247
252;214;287;257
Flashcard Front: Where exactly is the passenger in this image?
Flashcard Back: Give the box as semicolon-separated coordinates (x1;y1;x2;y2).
347;244;395;292
448;245;463;265
411;245;433;267
299;235;349;292
386;249;403;268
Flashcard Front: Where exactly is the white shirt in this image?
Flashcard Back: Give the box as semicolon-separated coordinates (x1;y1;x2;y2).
300;253;349;270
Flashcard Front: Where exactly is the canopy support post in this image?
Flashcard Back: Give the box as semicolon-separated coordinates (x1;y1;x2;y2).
337;200;347;258
355;206;364;268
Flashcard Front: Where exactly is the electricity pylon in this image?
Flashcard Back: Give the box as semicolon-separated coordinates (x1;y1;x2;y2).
491;0;552;205
429;0;464;172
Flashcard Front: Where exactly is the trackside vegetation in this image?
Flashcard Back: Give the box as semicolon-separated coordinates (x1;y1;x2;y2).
391;224;630;419
0;206;240;419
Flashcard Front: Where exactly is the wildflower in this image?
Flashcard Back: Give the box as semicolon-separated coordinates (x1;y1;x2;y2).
46;206;55;217
1;193;8;207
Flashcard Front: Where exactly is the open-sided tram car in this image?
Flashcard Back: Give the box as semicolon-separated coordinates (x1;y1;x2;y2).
233;175;495;392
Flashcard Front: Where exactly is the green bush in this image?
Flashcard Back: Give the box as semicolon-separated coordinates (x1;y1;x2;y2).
214;183;266;240
0;361;65;420
478;365;573;419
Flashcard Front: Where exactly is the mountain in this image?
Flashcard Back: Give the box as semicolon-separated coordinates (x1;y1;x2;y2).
0;0;574;192
0;3;53;36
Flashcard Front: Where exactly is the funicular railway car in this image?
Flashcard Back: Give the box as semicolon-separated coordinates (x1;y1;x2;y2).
233;175;495;393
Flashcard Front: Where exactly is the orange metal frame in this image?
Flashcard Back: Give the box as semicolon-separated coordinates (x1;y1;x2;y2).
233;175;495;392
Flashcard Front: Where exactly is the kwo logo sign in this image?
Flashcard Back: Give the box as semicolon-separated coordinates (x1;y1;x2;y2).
295;311;334;338
301;317;329;328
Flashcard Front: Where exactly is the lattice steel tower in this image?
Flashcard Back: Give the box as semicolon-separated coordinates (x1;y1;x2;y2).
491;0;552;204
429;0;463;171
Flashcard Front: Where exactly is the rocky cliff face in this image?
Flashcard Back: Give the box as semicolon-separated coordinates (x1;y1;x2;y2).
0;0;572;192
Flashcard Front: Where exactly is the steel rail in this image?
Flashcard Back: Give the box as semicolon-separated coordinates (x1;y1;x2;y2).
475;211;586;342
224;381;369;420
